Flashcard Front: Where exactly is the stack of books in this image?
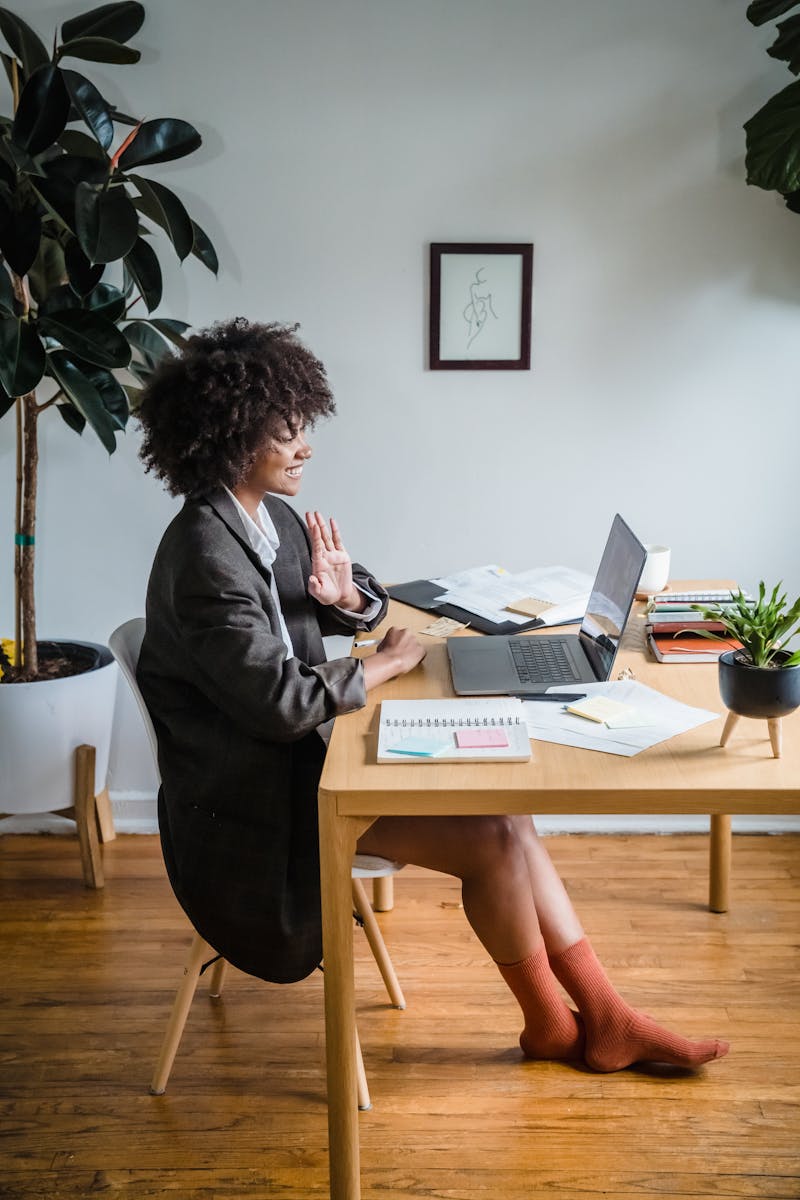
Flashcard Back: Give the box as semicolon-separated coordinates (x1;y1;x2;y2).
645;590;744;663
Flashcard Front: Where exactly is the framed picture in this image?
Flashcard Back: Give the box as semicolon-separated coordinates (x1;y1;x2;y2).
429;242;533;370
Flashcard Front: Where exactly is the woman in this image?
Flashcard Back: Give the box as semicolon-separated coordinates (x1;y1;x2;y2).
137;318;728;1072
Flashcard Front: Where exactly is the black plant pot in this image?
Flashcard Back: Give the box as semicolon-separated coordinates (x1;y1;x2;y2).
718;650;800;719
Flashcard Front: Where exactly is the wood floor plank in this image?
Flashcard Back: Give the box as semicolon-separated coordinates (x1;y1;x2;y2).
1;832;798;1199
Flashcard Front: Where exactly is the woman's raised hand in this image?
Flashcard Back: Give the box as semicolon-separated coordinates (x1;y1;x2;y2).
306;511;361;609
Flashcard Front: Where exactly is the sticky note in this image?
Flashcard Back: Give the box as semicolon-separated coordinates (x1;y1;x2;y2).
565;696;636;724
455;728;510;749
385;735;450;757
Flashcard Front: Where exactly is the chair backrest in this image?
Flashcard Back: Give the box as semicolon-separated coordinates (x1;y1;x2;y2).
108;618;161;777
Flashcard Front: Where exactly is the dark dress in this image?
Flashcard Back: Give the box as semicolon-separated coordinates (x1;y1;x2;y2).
137;488;388;983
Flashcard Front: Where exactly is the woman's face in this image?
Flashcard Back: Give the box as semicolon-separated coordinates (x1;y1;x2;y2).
243;425;311;498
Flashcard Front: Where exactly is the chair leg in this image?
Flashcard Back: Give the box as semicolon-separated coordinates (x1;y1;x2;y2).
355;1023;371;1111
150;931;213;1095
352;878;406;1009
208;957;229;998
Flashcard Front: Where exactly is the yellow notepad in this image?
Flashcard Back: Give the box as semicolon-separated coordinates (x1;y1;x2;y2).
565;696;636;724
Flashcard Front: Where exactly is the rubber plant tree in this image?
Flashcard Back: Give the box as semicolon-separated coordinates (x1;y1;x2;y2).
744;0;800;212
0;1;217;682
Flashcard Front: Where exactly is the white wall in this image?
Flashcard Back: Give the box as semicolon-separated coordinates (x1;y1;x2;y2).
2;1;799;826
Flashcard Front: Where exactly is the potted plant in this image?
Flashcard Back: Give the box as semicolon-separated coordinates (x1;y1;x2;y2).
0;2;218;820
694;583;800;757
744;0;800;214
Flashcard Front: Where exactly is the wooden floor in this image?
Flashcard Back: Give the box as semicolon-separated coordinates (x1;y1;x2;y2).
1;832;799;1200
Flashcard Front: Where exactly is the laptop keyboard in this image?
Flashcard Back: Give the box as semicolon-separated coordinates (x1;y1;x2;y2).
510;637;580;684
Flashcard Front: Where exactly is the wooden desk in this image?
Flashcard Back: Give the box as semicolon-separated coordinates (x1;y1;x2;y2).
318;590;800;1200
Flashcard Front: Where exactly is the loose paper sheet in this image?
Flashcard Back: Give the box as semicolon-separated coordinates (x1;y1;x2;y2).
521;680;719;757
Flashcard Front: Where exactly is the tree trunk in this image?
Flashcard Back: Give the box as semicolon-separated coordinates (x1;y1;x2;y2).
17;394;38;680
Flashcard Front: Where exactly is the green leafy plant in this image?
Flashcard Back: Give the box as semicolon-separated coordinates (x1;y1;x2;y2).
744;0;800;212
694;583;800;667
0;2;217;681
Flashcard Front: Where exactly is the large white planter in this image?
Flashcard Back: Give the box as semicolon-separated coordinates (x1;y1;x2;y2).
0;641;118;814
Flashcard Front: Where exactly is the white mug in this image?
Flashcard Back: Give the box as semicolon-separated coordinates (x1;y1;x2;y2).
638;544;671;595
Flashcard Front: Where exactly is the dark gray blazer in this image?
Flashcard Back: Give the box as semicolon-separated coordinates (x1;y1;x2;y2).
137;489;388;983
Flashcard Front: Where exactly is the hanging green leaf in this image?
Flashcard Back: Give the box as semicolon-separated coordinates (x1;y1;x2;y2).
747;0;800;26
64;236;104;294
148;316;190;349
122;381;143;409
75;179;139;263
12;64;71;156
123;236;162;311
107;103;138;127
58;128;107;160
27;237;66;307
0;136;45;176
85;280;125;321
38;283;80;316
61;69;114;150
189;218;219;275
56;400;86;433
766;13;800;74
0;8;49;78
131;174;194;260
34;154;108;232
76;358;128;428
0;379;15;417
56;37;140;65
123;318;173;366
118;118;201;169
745;78;800;192
127;357;152;385
61;2;145;46
38;307;131;368
0;316;46;395
0;197;42;277
46;348;118;452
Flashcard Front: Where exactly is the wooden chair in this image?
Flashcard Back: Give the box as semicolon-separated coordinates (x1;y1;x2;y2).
109;618;405;1110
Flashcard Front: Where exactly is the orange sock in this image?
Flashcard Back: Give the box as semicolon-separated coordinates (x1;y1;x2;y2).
549;937;730;1072
496;944;584;1060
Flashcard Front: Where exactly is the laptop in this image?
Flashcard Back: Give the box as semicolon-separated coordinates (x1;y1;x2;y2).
446;514;646;695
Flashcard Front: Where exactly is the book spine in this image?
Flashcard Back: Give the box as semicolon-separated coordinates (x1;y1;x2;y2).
646;620;727;632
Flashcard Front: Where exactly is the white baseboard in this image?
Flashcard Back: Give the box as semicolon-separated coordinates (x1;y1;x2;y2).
1;792;798;836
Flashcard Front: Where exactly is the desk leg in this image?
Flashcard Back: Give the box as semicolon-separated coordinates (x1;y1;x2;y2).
319;800;366;1200
709;814;731;913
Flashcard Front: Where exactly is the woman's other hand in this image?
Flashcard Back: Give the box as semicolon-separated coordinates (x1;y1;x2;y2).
362;627;426;691
306;511;363;609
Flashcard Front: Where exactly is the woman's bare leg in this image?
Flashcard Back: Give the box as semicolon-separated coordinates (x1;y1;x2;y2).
358;814;729;1071
357;814;543;963
357;814;583;1059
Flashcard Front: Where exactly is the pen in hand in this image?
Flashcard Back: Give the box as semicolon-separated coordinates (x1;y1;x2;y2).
353;638;379;649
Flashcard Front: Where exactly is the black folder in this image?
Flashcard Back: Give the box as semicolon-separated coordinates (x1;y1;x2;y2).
386;579;543;636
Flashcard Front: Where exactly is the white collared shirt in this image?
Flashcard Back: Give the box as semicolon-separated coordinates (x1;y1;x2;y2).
224;489;381;658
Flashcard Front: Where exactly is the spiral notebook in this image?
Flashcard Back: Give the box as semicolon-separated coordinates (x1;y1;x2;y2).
378;698;531;763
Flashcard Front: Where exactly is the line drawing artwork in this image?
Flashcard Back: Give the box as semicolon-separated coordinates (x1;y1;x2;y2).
463;267;497;348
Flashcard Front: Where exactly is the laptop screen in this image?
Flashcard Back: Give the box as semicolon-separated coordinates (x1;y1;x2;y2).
578;514;646;680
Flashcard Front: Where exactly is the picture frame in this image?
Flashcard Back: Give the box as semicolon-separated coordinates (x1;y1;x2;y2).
429;242;533;370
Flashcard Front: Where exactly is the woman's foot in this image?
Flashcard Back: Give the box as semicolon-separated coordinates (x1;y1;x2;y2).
497;945;586;1061
549;936;729;1072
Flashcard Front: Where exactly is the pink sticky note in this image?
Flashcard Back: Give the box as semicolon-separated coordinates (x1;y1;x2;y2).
455;728;509;749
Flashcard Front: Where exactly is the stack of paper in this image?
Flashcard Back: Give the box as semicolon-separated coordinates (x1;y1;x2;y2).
521;680;719;757
431;564;593;628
